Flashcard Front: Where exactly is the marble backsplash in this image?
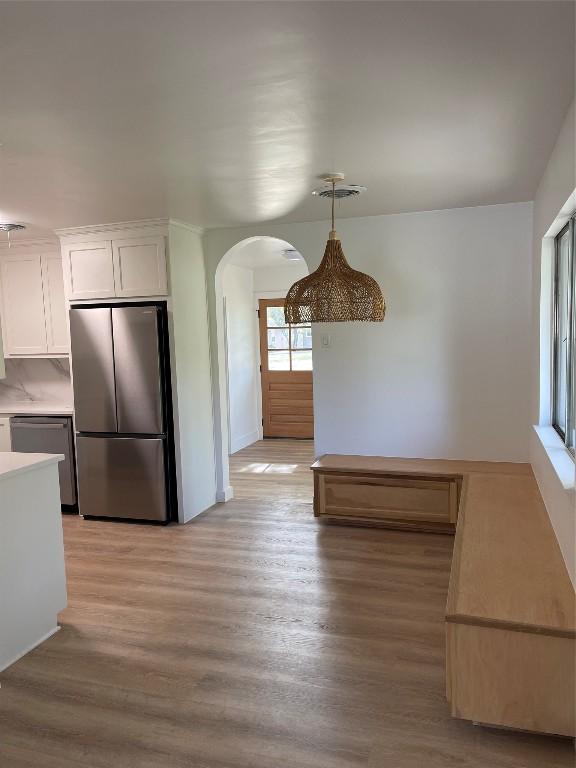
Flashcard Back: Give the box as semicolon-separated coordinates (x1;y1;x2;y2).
0;359;73;406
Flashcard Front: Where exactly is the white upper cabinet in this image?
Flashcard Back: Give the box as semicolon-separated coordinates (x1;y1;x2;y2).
112;236;167;297
0;254;48;355
61;232;168;301
43;253;69;354
63;241;115;300
0;251;69;358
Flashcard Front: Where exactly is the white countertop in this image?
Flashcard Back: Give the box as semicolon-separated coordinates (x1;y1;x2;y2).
0;403;74;416
0;452;64;481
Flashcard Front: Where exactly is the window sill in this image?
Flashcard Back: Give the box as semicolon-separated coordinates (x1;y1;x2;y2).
532;425;575;495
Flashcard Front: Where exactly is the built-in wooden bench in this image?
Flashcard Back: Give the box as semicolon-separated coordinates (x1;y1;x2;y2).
446;471;575;737
311;454;529;533
311;455;576;737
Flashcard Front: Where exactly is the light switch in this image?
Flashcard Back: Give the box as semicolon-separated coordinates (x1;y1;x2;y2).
321;334;331;348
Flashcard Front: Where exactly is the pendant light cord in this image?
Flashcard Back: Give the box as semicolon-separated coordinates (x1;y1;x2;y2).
331;180;335;231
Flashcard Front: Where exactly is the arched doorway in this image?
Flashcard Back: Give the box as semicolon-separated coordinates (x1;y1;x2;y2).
214;236;314;501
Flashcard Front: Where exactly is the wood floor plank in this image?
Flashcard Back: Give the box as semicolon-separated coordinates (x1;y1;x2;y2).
0;439;572;767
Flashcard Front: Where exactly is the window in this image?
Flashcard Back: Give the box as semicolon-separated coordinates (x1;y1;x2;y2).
265;304;312;371
552;217;575;455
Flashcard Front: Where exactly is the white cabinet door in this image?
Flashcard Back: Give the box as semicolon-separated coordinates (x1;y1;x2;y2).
112;236;167;297
0;314;5;378
0;255;48;355
0;418;11;451
42;254;69;354
63;241;115;300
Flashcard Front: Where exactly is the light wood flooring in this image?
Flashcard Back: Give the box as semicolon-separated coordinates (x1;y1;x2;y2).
0;440;573;767
229;438;315;502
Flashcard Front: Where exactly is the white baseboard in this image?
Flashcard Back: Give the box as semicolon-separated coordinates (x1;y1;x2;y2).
1;625;60;673
230;429;260;455
216;485;234;503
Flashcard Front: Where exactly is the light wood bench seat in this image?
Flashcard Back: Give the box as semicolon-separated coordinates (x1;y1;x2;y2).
446;471;575;737
311;454;576;737
311;454;531;533
311;454;533;477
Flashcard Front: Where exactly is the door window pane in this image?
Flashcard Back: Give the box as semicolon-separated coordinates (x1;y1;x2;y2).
291;327;312;349
291;350;312;370
262;303;313;372
267;306;287;327
268;328;289;349
268;350;290;370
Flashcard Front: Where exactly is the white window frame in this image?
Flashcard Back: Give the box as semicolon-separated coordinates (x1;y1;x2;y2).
552;216;575;456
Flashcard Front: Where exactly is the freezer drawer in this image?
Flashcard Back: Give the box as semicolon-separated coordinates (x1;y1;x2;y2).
76;436;167;521
10;417;77;506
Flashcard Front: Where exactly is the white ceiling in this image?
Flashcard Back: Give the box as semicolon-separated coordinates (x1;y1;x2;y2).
0;1;573;236
226;236;303;270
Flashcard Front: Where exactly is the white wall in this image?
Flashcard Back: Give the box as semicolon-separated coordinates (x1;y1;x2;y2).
205;201;533;495
222;265;259;454
168;223;216;522
222;259;309;455
253;264;308;294
311;205;533;461
529;100;575;585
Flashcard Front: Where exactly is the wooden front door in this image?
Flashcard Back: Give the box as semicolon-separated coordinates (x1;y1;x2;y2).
259;299;314;439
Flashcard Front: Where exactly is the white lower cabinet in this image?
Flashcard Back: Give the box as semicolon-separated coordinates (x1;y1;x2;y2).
0;251;69;357
0;418;11;451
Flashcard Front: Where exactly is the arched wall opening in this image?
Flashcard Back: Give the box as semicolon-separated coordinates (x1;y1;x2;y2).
213;236;312;501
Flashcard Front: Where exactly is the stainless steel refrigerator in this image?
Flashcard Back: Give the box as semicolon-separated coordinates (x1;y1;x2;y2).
69;303;177;522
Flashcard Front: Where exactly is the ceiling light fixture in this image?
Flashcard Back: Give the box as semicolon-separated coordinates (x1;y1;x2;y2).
312;182;367;199
285;175;385;323
281;248;302;261
0;222;26;248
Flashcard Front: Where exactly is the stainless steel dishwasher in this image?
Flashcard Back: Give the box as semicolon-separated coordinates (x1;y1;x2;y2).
10;416;77;509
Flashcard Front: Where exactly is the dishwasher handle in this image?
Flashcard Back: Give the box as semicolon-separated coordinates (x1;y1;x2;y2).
11;422;66;430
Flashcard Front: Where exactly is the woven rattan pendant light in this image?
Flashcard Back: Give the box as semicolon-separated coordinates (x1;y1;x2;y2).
285;176;385;323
